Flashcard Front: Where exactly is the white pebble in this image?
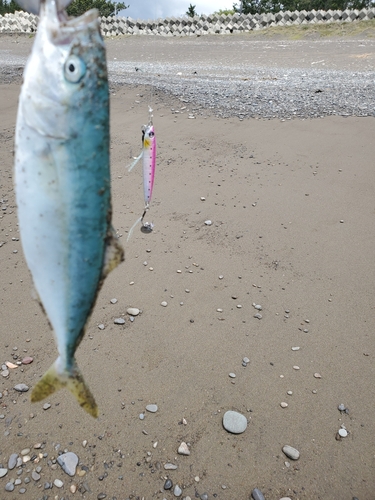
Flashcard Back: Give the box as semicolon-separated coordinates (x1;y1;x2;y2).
178;442;190;455
280;402;288;408
222;410;247;434
229;373;236;378
161;301;168;307
282;445;300;460
291;346;300;351
338;428;348;438
204;220;212;226
54;479;63;488
127;307;140;316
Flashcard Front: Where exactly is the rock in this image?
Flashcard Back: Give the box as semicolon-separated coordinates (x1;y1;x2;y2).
229;372;236;378
127;307;140;316
8;453;18;469
54;479;63;488
204;220;212;225
32;471;40;481
338;404;346;411
1;369;9;377
161;301;168;307
114;317;125;324
14;383;29;392
110;298;118;304
174;484;182;496
43;403;51;410
164;478;173;490
280;402;288;408
314;372;322;378
178;442;190;455
70;484;77;493
5;361;18;369
243;357;250;364
282;445;300;460
57;452;79;476
146;404;158;413
21;356;33;364
21;448;30;455
0;468;8;478
164;463;178;470
254;313;262;319
252;488;265;500
98;324;105;330
222;410;247;434
339;428;348;437
5;482;14;492
97;494;107;500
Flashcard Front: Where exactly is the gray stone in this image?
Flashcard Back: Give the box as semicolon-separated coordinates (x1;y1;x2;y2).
57;452;79;476
114;318;125;324
223;411;247;434
164;463;178;470
164;478;173;490
146;404;158;413
54;478;63;488
8;453;18;469
5;482;14;492
31;471;40;481
174;484;182;496
252;488;265;500
282;445;300;460
0;468;8;478
14;383;29;392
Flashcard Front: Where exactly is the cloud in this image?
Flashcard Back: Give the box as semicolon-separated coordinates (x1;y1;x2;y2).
121;0;233;20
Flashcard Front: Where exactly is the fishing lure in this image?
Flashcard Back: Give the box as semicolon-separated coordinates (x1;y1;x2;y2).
127;109;156;239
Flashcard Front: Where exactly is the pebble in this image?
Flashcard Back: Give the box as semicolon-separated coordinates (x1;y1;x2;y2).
222;410;247;434
177;442;190;455
339;428;348;438
57;452;79;476
1;369;9;377
97;494;107;500
293;365;300;370
314;372;322;378
252;488;265;500
8;453;18;469
146;404;158;413
0;468;8;478
110;298;118;304
291;347;300;351
282;445;300;460
243;357;250;364
5;361;18;369
43;403;51;410
229;372;236;378
338;403;346;411
164;463;178;470
32;471;40;481
14;383;29;392
161;301;168;307
254;313;262;319
139;413;145;420
19;488;26;494
280;498;292;500
54;479;63;488
98;324;105;330
21;356;33;364
114;317;125;324
204;220;212;225
164;479;173;490
287;391;293;395
127;307;140;316
21;448;30;455
253;304;262;310
174;484;182;496
5;482;14;491
280;402;288;408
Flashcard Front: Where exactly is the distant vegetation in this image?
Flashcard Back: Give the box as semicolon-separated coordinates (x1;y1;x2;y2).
0;0;18;14
0;0;128;16
214;8;236;14
186;3;197;16
233;0;375;15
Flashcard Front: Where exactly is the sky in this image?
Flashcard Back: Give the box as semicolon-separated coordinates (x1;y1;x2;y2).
120;1;236;20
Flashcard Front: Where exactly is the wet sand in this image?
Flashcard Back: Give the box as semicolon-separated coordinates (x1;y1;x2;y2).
0;34;375;500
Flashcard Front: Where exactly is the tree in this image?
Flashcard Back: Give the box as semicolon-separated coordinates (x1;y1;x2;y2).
0;0;20;15
67;0;128;17
186;3;197;16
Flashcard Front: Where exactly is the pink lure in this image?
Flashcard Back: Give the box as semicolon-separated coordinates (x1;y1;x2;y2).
127;123;157;239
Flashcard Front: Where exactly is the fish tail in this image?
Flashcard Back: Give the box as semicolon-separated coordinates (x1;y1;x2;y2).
31;359;98;418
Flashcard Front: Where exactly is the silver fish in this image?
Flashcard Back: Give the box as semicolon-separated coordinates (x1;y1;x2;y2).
14;0;124;417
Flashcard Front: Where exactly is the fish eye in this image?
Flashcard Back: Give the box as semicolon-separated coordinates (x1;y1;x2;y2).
64;55;86;83
148;131;154;138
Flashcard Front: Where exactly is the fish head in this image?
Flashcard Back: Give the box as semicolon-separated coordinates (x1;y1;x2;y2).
19;0;108;140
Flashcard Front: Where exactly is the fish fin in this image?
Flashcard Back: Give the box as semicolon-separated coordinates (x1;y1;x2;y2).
102;227;124;278
31;359;98;418
127;152;143;172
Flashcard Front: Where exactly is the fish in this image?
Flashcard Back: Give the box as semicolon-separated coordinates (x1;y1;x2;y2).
14;0;124;417
127;112;157;239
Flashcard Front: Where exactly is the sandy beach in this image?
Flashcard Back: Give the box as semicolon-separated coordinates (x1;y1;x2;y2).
0;31;375;500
